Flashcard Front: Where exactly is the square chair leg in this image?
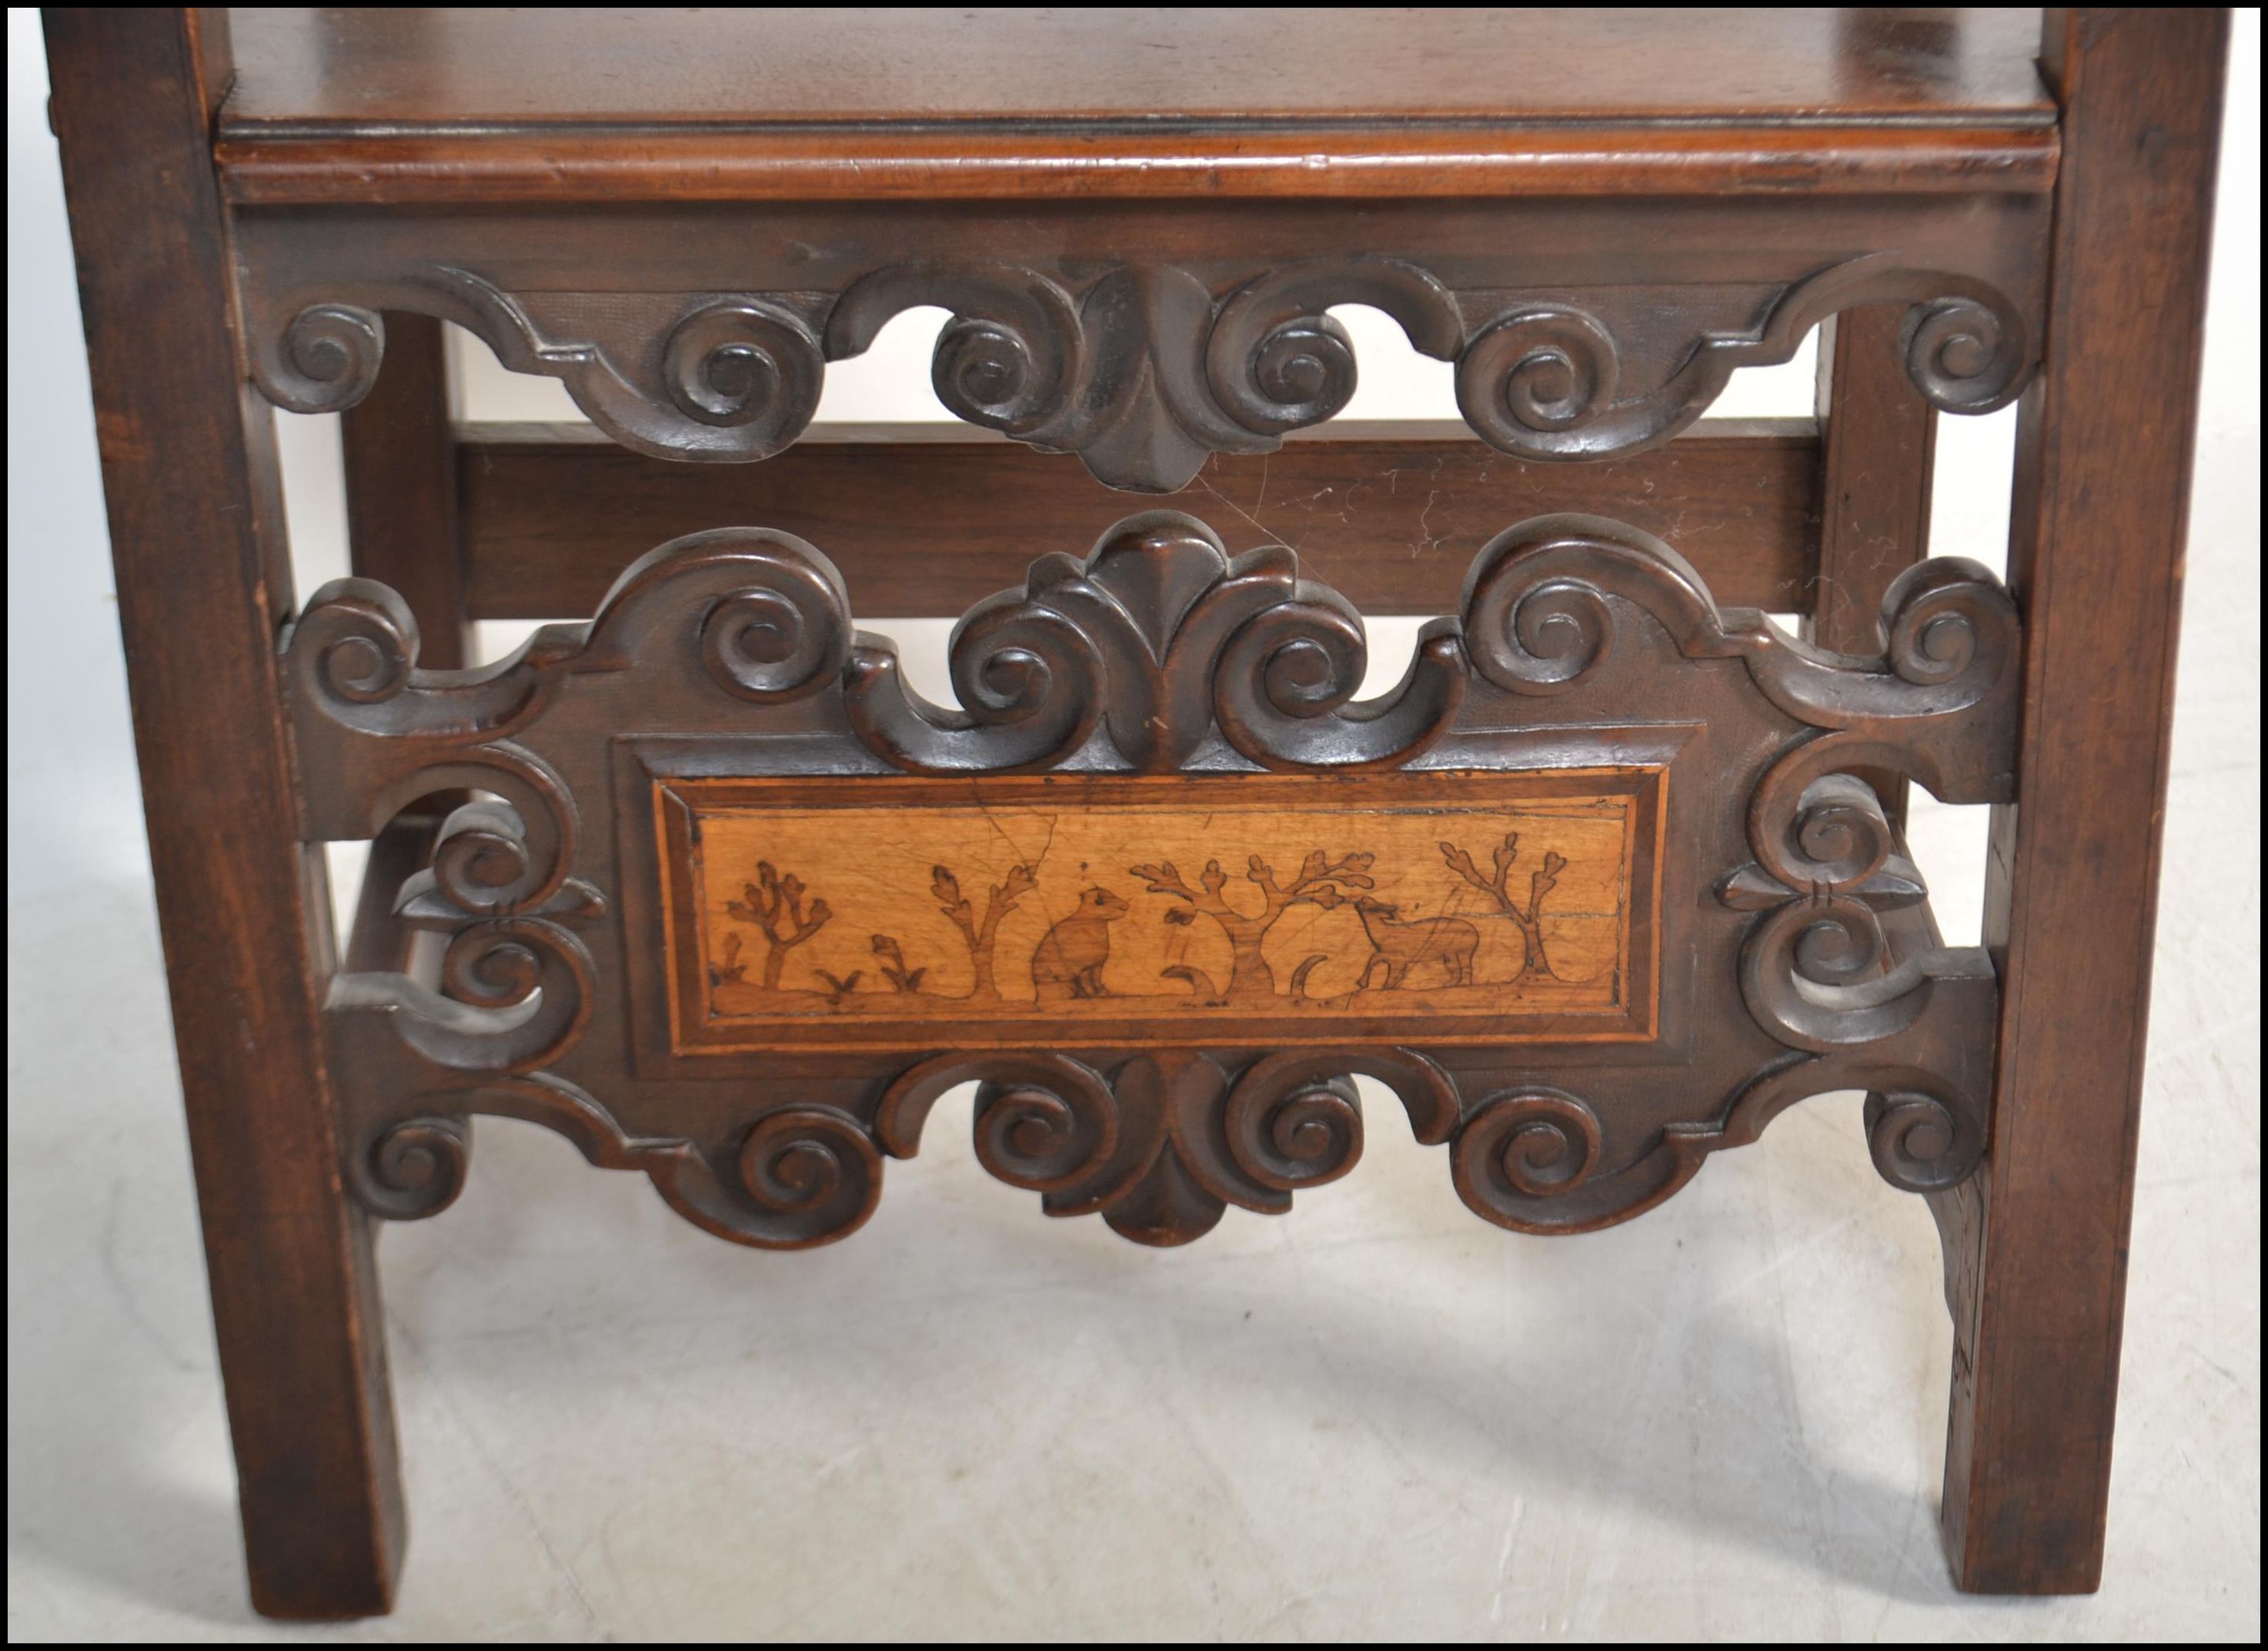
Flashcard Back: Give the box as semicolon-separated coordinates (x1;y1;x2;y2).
44;8;406;1619
1936;5;2230;1596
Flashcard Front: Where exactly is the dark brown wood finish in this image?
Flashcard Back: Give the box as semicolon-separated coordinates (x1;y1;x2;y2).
1936;5;2230;1596
41;5;2230;1619
212;7;2057;202
1812;309;1939;647
1810;305;1940;817
342;312;469;667
41;6;402;1619
459;420;1824;620
220;7;2058;126
299;506;2012;1248
229;192;2050;493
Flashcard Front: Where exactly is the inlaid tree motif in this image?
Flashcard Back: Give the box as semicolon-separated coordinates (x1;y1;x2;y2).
1131;851;1376;1000
726;861;833;989
932;861;1037;1000
1439;831;1567;979
870;934;926;994
708;931;747;988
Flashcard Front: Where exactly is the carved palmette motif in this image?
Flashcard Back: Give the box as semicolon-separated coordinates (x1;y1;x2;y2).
294;506;2016;1248
246;249;2033;493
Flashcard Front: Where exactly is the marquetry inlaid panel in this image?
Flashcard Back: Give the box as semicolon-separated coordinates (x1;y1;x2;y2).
660;770;1662;1052
294;504;2016;1245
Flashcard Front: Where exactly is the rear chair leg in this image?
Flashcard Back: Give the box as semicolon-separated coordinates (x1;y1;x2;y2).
45;8;406;1618
1935;6;2229;1596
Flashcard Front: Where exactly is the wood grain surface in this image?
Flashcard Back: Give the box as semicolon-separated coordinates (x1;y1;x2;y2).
42;5;404;1620
459;420;1824;620
1936;5;2232;1597
666;771;1652;1051
222;8;2057;128
40;2;2226;1618
213;8;2059;201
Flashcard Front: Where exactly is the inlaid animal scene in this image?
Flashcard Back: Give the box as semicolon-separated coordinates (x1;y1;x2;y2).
680;777;1648;1039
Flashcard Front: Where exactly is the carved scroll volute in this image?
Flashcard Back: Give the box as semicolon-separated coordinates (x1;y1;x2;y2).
843;580;1107;775
578;525;853;702
1451;1087;1605;1224
1450;262;2029;463
657;299;827;458
846;510;1461;775
1458;513;1750;697
868;1048;1460;1247
1455;307;1628;460
709;1108;887;1247
266;302;387;416
349;1113;470;1222
332;917;594;1077
877;1052;1120;1187
286;576;560;740
313;494;2015;1246
1719;1050;1989;1196
1900;295;2026;414
346;1078;887;1250
256;279;828;462
246;246;2033;484
1204;259;1464;438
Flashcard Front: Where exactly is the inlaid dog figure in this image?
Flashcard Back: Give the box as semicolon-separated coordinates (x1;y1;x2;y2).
1030;886;1131;1001
1353;895;1480;990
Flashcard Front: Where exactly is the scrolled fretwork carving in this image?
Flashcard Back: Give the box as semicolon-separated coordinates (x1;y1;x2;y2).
1460;515;2018;767
1449;525;2028;1098
846;511;1460;774
1455;306;1625;458
1450;266;2028;465
1450;1086;1603;1222
306;497;2016;1248
730;1108;887;1245
870;1047;1455;1246
246;247;2035;491
1204;258;1463;439
660;298;824;454
843;584;1107;775
270;302;386;415
341;1078;890;1249
258;273;835;463
1221;1058;1365;1191
1902;296;2024;413
351;1115;471;1222
1718;1048;1990;1196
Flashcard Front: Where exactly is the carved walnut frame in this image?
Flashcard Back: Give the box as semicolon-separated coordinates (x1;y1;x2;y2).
239;194;2043;492
246;192;2040;1247
46;5;2230;1616
295;501;2015;1248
